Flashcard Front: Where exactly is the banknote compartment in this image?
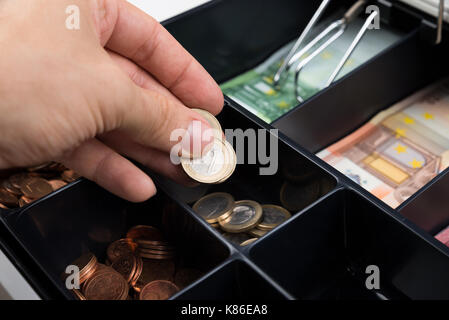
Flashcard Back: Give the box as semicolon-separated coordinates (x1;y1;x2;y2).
0;179;231;299
271;19;449;239
175;259;289;300
165;0;420;84
249;189;449;299
272;25;449;153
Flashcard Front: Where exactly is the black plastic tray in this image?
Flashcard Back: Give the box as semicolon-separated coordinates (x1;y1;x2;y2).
1;0;449;300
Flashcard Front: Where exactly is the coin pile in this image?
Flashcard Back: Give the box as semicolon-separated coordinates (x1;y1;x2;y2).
193;192;291;246
69;225;204;300
181;109;236;184
126;225;176;261
0;162;79;209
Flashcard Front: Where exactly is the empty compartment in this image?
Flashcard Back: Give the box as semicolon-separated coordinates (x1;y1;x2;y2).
0;180;230;299
175;259;288;300
398;168;449;237
153;104;337;248
249;189;449;299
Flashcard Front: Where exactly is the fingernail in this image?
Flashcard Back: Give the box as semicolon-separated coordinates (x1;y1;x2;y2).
181;119;214;158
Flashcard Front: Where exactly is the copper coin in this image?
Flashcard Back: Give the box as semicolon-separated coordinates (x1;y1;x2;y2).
9;173;32;189
127;225;166;246
133;260;175;293
111;254;137;284
139;280;179;300
20;177;53;199
138;247;175;255
48;179;67;191
130;256;143;286
139;252;175;260
107;239;137;263
61;170;80;182
72;289;86;300
1;180;21;196
137;241;175;251
71;253;97;283
0;202;8;209
83;271;128;300
18;196;33;207
0;188;19;207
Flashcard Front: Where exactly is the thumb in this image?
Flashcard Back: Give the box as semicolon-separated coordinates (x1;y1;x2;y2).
104;71;215;159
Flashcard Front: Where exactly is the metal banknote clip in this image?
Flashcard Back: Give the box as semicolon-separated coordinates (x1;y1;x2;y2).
271;0;381;103
290;0;375;102
272;0;331;87
436;0;445;44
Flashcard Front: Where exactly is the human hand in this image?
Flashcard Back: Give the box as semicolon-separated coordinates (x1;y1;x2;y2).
0;0;223;202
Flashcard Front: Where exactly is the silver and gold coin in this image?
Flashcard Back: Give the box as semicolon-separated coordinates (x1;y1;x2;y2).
192;108;223;140
181;137;236;184
248;228;268;238
219;200;262;233
221;232;252;246
181;109;236;184
193;192;235;224
257;205;291;231
240;238;258;246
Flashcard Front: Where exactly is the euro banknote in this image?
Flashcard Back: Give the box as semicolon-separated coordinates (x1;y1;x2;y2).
317;78;449;209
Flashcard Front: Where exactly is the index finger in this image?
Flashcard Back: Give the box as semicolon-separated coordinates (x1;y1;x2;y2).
97;0;223;115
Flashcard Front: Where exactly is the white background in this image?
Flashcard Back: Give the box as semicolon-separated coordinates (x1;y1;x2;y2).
127;0;211;21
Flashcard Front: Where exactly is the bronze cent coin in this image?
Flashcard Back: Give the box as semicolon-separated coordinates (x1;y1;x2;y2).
20;177;53;199
139;280;179;300
111;254;137;284
83;270;128;300
106;238;137;263
0;188;18;207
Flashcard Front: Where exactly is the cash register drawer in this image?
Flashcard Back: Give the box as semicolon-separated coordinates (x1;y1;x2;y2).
1;0;449;299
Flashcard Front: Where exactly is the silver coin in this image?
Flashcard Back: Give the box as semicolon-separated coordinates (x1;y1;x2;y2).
261;206;288;225
227;205;256;225
193;192;234;223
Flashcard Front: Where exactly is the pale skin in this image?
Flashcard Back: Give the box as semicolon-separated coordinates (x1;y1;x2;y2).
0;0;223;202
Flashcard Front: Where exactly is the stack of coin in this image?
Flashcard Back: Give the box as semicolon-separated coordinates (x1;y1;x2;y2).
139;280;180;300
181;109;236;184
110;253;143;286
68;253;129;300
0;162;79;209
71;252;98;285
69;225;204;300
82;263;129;300
247;205;291;238
192;192;235;228
193;192;290;246
126;225;176;260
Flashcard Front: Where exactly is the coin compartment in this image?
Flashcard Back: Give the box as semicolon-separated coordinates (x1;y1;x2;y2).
249;189;449;299
175;259;290;300
154;104;338;248
0;179;232;299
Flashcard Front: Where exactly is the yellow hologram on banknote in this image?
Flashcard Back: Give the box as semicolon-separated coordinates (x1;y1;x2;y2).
317;77;449;208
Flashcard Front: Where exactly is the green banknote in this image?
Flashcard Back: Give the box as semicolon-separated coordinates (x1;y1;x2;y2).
221;16;403;123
